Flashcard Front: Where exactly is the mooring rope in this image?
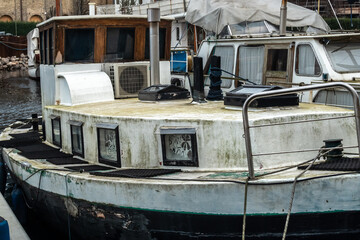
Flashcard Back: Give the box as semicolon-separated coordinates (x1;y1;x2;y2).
281;145;342;240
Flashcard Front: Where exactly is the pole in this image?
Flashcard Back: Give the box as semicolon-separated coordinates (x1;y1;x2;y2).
279;0;287;36
148;8;161;85
351;4;353;28
193;25;197;53
327;0;343;30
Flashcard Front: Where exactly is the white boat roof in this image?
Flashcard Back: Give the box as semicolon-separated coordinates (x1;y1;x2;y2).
37;14;174;27
46;98;351;122
203;32;360;42
185;0;330;34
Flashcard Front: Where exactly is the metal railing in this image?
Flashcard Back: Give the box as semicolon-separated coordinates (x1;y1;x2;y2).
242;82;360;179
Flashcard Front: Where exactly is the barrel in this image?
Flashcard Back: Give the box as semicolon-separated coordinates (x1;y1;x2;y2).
0;216;10;240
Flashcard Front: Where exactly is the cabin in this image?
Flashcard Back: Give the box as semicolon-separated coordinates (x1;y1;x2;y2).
37;15;172;65
37;15;173;104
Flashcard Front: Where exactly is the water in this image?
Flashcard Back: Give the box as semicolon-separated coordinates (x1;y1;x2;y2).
0;70;42;131
0;70;62;240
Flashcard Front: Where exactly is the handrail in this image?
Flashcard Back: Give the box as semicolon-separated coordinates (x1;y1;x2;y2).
242;82;360;179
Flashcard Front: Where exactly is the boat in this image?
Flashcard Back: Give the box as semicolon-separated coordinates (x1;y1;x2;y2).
1;2;360;240
180;0;360;106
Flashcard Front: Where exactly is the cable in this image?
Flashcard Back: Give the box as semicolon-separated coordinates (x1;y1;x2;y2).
0;41;27;51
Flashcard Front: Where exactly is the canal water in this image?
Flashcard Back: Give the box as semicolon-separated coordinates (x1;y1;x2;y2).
0;70;42;131
0;70;67;240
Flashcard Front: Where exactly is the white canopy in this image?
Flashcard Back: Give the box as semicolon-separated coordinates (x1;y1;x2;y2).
185;0;330;34
26;28;39;67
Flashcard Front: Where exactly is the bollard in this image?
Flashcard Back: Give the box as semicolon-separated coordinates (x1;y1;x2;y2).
192;57;206;103
206;55;223;101
32;113;39;131
0;216;10;240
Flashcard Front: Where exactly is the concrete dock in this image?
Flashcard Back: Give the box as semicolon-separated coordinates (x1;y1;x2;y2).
0;193;30;240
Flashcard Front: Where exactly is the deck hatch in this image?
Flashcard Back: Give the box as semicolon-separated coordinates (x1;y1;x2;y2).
160;128;198;167
96;123;121;167
16;143;55;152
0;132;41;148
298;157;360;171
19;150;72;159
90;168;181;178
47;157;88;165
66;165;115;172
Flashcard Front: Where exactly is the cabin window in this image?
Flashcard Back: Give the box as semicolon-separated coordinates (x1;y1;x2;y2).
43;31;48;64
160;128;198;167
267;49;288;72
49;28;54;65
50;115;61;147
106;28;135;61
96;123;120;167
176;27;180;41
238;46;265;85
69;120;84;157
313;89;360;108
295;44;321;76
145;28;166;60
65;28;94;62
205;46;235;88
325;42;360;73
40;31;44;64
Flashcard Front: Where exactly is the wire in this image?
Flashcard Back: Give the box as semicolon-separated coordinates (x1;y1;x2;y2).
173;22;189;49
210;67;257;85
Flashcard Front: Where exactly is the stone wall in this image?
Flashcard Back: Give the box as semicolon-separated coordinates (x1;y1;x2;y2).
0;0;109;23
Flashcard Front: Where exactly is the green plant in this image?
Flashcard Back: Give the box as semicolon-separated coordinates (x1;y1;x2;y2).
325;17;360;30
0;22;37;36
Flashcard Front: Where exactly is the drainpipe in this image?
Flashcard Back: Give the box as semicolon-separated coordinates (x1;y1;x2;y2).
89;3;96;15
148;8;160;85
279;0;287;36
56;0;61;16
20;0;23;21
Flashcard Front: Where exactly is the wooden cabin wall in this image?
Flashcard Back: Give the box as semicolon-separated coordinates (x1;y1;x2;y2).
134;26;146;60
38;18;172;64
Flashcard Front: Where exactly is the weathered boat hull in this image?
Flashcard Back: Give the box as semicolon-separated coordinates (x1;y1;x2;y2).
12;177;360;240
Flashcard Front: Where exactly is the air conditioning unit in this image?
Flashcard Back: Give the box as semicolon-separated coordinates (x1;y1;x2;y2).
104;62;150;98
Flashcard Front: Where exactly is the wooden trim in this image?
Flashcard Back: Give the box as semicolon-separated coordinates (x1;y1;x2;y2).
164;26;172;60
95;26;106;63
55;26;64;64
134;26;146;61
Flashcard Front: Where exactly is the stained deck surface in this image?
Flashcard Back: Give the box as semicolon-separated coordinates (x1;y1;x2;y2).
46;98;353;121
